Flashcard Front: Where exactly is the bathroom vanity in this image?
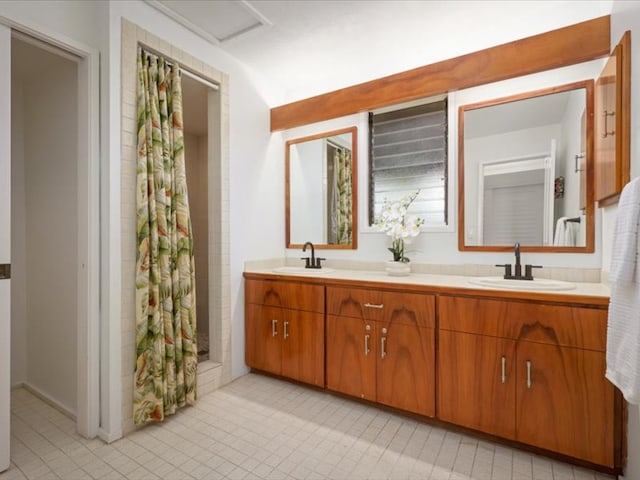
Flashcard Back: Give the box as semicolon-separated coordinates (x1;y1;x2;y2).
243;268;622;472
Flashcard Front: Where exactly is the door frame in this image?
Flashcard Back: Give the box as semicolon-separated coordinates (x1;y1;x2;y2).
0;14;100;440
0;22;10;473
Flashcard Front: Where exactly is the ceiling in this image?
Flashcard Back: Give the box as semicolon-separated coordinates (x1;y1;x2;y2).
148;0;613;104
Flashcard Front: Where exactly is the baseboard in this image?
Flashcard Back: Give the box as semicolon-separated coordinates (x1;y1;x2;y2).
20;382;76;421
98;427;122;444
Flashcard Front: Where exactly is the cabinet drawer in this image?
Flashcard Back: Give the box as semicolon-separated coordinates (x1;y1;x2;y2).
327;286;384;320
327;287;435;327
246;279;324;313
382;292;435;328
439;295;607;351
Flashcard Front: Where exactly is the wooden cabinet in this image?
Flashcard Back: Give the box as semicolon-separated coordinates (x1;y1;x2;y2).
326;287;435;417
245;279;325;387
438;330;516;439
438;295;616;467
244;272;621;469
594;31;631;206
516;341;613;466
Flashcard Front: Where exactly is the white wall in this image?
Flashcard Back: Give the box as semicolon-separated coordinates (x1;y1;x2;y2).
21;59;79;414
10;80;26;386
608;3;640;479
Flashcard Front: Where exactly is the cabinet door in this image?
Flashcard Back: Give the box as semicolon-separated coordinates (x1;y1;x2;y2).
516;341;614;467
438;330;516;439
377;292;436;417
594;31;630;205
281;310;324;387
377;323;434;417
245;304;282;375
326;314;376;400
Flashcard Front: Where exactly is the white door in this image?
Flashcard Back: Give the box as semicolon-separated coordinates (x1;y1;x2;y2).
0;23;12;473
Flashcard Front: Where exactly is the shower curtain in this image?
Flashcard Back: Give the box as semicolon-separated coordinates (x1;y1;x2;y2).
331;147;353;244
134;47;197;425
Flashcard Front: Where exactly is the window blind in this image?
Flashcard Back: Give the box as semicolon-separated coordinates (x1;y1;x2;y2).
369;100;447;225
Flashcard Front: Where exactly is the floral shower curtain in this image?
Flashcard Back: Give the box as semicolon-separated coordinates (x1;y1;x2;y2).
331;147;353;244
134;47;197;425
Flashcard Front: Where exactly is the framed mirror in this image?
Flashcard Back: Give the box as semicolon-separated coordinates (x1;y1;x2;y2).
458;80;594;252
286;127;358;249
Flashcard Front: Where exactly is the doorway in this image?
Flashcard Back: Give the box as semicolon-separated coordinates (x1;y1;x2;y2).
10;33;80;417
181;73;214;363
0;23;100;473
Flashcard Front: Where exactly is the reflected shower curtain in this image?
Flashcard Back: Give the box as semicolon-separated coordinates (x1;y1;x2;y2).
134;47;197;425
331;148;352;244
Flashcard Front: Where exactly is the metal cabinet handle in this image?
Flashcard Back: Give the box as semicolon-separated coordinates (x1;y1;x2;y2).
380;328;388;359
526;360;532;389
271;319;278;337
574;153;585;173
501;356;506;384
363;303;384;309
603;110;615;138
284;321;289;339
364;324;371;356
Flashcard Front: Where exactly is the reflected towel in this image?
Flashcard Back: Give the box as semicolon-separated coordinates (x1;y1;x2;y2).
606;177;640;404
553;217;567;246
553;217;579;246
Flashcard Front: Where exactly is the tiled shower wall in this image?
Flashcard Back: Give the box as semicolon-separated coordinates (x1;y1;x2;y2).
120;19;232;435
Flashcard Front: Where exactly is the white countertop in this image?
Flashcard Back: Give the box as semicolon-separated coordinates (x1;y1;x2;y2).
244;266;610;299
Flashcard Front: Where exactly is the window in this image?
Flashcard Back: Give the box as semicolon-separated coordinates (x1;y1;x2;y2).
369;99;448;226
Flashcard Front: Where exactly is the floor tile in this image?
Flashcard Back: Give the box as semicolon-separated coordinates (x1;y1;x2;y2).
2;374;616;480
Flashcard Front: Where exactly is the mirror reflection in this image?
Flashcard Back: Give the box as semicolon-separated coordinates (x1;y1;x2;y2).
459;80;594;252
286;127;358;249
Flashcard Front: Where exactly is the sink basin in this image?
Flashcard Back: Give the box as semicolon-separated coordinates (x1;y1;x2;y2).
468;276;576;291
272;266;335;275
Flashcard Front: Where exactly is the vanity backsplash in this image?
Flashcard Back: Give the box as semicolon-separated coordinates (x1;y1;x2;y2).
245;258;602;284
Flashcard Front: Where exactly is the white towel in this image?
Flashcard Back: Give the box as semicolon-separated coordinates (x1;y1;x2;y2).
610;177;640;284
553;217;567;246
606;177;640;404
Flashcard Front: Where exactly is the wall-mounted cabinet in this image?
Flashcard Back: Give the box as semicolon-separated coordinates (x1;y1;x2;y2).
594;31;631;206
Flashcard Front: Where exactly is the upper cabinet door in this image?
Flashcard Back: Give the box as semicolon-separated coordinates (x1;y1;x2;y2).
595;31;631;206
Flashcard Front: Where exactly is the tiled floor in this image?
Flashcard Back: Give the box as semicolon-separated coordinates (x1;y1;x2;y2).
2;374;615;480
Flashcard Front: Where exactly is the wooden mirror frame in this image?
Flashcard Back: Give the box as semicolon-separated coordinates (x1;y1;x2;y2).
286;127;358;250
458;80;595;253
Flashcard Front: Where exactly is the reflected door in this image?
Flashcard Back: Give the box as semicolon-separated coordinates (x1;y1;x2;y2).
479;147;555;246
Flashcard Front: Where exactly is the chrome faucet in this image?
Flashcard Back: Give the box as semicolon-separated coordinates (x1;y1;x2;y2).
301;241;325;269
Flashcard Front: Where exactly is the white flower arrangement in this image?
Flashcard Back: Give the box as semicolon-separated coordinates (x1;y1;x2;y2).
375;190;424;263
